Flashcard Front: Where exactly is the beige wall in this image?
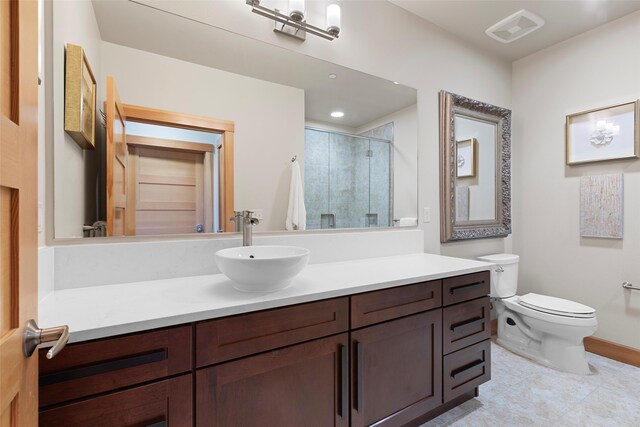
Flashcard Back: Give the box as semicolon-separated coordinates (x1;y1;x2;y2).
52;0;104;237
512;11;640;348
100;42;304;232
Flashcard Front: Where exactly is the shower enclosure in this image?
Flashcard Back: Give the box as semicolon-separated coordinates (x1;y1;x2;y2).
304;127;392;229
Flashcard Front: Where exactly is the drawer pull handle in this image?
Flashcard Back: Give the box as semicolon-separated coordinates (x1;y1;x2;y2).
450;317;484;334
39;350;167;387
338;344;348;419
451;359;484;379
450;281;485;295
355;341;363;412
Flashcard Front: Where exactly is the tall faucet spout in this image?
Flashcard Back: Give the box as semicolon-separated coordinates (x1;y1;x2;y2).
241;210;259;246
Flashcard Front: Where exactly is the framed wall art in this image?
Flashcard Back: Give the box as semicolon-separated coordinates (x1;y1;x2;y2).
64;43;96;150
566;100;639;165
456;138;476;177
580;174;623;239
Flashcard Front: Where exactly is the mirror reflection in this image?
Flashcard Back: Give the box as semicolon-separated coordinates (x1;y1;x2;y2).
50;0;418;239
454;115;496;223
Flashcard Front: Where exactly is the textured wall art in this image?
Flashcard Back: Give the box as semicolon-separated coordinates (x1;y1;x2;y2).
455;185;470;222
580;174;624;238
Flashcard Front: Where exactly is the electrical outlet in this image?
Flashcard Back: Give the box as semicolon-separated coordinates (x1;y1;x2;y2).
423;207;431;223
251;209;264;220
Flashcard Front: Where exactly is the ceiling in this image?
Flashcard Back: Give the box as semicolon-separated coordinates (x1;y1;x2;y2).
389;0;640;61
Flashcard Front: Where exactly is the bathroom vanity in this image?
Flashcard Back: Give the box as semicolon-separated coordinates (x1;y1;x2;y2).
37;254;492;426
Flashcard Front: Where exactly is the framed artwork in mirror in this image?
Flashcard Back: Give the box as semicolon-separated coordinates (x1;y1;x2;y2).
64;43;96;150
566;100;639;165
456;138;476;178
439;90;511;243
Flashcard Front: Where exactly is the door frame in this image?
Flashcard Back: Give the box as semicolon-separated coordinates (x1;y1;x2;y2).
122;104;235;232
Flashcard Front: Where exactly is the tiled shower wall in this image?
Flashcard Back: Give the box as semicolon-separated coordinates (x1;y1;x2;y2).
304;127;391;229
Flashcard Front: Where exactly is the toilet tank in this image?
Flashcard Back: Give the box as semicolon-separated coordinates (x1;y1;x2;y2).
477;253;519;298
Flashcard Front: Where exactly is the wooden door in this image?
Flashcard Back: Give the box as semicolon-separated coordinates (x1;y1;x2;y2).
351;311;443;427
196;333;349;427
105;77;128;236
127;135;214;235
0;0;39;425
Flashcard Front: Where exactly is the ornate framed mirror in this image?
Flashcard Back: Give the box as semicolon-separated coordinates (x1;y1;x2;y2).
439;91;512;242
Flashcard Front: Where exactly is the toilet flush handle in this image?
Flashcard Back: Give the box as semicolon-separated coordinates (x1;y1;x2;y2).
495;266;504;273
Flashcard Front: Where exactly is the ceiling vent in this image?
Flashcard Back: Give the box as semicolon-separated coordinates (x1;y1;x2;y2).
485;9;545;44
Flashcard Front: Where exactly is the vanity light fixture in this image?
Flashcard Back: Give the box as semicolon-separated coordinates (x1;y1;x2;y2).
331;111;344;118
246;0;341;41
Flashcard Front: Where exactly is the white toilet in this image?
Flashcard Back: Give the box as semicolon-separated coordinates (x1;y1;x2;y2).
477;253;597;375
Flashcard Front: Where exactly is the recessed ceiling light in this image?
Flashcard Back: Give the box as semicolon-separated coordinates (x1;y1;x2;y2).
328;73;337;79
393;81;399;85
331;111;344;118
485;9;545;44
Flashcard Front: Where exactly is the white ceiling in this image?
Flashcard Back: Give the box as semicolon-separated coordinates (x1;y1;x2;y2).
389;0;640;61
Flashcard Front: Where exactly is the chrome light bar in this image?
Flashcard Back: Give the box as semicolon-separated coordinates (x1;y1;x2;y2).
246;0;339;41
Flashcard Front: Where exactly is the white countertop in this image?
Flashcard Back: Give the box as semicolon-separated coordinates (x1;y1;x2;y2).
39;253;494;343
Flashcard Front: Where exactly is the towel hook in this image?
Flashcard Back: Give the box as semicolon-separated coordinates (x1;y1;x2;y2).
291;155;297;163
622;281;640;291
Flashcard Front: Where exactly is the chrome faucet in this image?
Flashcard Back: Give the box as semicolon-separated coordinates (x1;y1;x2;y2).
230;210;259;246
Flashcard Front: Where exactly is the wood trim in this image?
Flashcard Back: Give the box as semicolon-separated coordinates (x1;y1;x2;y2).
126;146;138;235
127;134;214;153
222;131;234;231
203;152;214;232
123;104;234;132
584;336;640;368
491;318;497;336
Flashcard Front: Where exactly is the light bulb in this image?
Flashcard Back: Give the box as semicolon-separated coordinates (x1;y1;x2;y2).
326;3;341;36
289;0;305;22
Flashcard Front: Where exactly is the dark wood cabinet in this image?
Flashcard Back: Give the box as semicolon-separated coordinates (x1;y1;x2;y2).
39;270;491;427
196;333;349;427
350;310;443;427
40;374;192;427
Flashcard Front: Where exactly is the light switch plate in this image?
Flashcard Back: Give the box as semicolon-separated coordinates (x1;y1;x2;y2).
423;207;431;223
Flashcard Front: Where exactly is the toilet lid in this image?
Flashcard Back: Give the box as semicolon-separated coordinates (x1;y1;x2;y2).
519;293;595;318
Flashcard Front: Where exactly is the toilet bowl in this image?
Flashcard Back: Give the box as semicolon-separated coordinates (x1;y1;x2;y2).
477;254;597;375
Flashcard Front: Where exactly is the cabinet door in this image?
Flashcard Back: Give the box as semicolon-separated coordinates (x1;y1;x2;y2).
196;334;349;427
351;310;442;427
39;374;192;427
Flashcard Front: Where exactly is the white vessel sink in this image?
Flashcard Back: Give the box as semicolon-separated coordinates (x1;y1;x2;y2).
215;245;311;292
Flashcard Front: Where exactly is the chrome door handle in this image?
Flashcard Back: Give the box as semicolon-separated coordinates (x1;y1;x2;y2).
23;319;70;359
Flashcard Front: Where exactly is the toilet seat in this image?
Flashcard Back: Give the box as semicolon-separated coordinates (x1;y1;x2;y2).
519;293;595;318
501;296;598;327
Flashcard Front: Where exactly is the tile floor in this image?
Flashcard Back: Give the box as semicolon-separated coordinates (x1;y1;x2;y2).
422;341;640;426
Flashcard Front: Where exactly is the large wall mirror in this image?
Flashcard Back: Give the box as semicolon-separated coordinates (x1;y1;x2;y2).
439;91;511;242
48;0;418;239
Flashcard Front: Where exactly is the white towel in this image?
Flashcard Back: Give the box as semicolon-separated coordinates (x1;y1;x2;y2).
286;160;307;231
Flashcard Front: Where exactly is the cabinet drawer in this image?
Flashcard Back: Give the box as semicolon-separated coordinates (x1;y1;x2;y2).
443;297;491;355
351;280;442;329
39;325;192;408
442;271;490;306
443;339;491;403
196;297;349;367
40;374;192;427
